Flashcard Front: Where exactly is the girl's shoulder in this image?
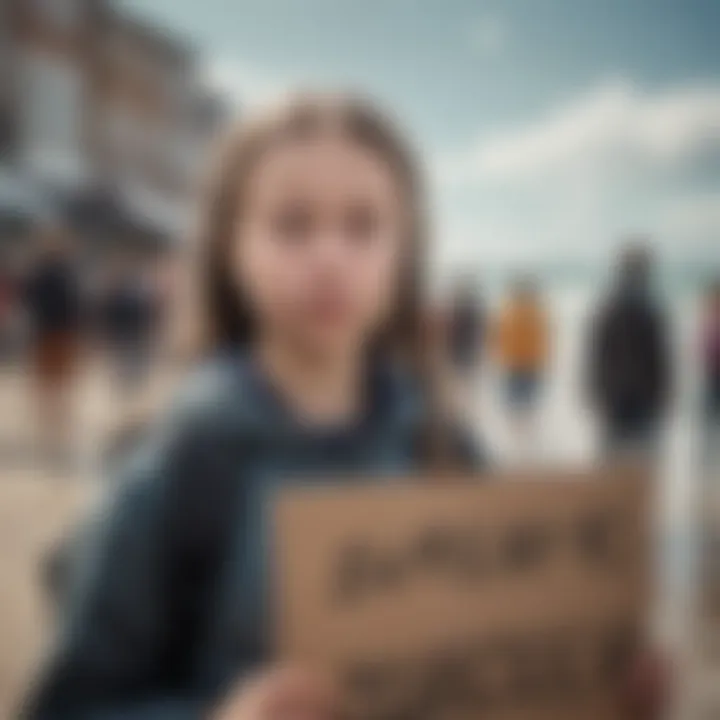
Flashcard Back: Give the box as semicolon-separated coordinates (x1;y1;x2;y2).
107;354;259;468
169;353;262;429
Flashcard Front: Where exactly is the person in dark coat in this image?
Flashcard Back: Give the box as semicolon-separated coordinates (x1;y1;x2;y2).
444;278;485;423
23;222;84;462
586;243;673;458
447;278;484;376
98;254;158;394
0;254;19;363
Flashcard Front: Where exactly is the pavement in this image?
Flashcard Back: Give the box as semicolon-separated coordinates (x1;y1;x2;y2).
0;359;716;718
0;361;177;717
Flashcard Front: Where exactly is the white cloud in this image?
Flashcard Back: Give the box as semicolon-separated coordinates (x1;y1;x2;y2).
434;80;720;268
467;15;507;57
440;80;720;186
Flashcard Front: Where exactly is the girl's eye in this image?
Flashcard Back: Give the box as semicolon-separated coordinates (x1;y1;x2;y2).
273;205;314;241
344;204;380;245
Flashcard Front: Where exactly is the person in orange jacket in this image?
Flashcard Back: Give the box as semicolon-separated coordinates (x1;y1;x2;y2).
494;275;550;456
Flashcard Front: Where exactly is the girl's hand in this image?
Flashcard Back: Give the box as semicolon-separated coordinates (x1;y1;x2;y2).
213;666;340;720
621;647;673;720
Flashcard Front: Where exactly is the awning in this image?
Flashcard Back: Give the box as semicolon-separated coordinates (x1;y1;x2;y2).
61;184;173;251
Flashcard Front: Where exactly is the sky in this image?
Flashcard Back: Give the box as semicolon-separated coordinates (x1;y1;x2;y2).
120;0;720;280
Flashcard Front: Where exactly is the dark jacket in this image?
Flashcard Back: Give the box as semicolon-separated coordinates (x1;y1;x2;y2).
99;282;155;346
25;260;83;336
24;353;482;720
587;288;672;425
449;297;484;367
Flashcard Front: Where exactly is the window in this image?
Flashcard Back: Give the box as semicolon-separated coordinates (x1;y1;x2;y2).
18;50;86;184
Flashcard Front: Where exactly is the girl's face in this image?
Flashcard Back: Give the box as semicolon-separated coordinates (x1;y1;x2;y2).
233;134;407;360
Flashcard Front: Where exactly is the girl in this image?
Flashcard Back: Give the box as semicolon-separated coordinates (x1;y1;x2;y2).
24;95;663;720
24;94;476;720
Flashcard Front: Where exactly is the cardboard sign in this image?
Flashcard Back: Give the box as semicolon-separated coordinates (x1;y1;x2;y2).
274;468;650;720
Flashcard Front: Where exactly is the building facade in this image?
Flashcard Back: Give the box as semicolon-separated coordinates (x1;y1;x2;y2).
0;0;228;248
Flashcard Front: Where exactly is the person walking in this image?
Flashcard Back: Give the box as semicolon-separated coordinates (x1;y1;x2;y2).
446;278;485;419
0;256;17;363
23;222;84;465
586;244;673;461
699;277;720;473
700;278;720;427
98;253;158;396
494;275;549;460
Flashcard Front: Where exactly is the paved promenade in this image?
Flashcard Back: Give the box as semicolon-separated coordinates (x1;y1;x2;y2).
0;360;716;718
0;362;176;716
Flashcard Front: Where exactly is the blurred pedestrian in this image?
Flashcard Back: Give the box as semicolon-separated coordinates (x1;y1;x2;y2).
699;277;720;475
700;277;720;426
494;275;549;459
447;277;484;376
446;277;485;417
0;254;17;363
23;222;84;464
97;252;158;395
587;244;672;461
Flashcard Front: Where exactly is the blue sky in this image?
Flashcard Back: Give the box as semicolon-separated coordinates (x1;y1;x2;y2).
121;0;720;278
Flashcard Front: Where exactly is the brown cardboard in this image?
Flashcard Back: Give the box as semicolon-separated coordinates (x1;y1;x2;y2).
273;466;651;720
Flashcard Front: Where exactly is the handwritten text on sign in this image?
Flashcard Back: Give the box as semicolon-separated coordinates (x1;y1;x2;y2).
274;470;650;720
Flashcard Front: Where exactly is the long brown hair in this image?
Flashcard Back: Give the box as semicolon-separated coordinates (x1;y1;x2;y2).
185;92;455;468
